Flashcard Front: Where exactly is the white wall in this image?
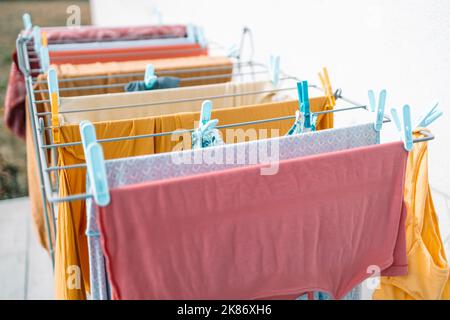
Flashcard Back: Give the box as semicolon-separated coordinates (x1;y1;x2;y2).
91;0;450;242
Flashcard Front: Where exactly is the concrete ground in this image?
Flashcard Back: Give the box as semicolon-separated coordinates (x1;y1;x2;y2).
0;197;53;300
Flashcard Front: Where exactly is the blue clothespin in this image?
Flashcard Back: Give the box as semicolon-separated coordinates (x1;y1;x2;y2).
297;81;311;129
144;64;157;90
40;46;49;72
22;13;32;31
368;89;387;143
196;26;207;48
269;55;280;87
33;26;41;58
200;100;213;125
402;105;413;151
80;121;110;207
192;100;220;149
186;24;196;44
40;31;50;72
199;100;219;135
414;102;443;128
390;105;413;151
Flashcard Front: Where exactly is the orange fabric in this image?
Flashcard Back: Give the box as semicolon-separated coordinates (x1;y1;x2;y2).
25;100;55;250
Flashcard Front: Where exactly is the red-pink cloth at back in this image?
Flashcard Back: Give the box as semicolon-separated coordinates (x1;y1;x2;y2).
97;141;409;300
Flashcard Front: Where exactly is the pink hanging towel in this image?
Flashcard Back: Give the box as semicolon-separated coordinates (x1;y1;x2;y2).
97;141;409;300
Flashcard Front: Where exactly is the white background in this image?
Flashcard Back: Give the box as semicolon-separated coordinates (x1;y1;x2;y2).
91;0;450;247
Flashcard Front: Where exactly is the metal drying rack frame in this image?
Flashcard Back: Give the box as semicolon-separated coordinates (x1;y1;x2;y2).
16;26;435;267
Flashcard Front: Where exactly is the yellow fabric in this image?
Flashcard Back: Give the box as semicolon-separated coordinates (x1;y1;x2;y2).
57;80;292;124
373;130;450;300
54;97;333;299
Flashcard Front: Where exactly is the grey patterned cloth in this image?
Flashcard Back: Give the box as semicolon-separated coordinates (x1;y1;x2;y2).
86;122;377;300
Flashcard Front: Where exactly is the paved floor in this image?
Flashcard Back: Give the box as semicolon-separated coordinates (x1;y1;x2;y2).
0;197;53;300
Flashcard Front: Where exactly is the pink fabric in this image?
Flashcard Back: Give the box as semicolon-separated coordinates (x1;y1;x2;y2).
4;56;27;139
42;25;187;43
97;142;408;300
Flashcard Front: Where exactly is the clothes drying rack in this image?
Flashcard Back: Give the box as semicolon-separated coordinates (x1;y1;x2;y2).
16;24;435;268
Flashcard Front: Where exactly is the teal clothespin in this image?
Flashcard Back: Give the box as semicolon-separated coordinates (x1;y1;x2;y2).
196;26;207;48
199;100;219;135
390;105;413;151
401;105;413;151
80;121;110;207
192;100;220;149
200;100;213;125
297;81;311;129
40;46;50;72
22;13;32;31
33;26;41;58
368;89;387;143
47;68;60;107
414;102;443;128
144;64;157;90
186;24;196;44
269;55;280;87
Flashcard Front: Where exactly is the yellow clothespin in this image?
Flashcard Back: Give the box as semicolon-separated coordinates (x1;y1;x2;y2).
42;31;47;47
318;67;336;108
47;68;60;143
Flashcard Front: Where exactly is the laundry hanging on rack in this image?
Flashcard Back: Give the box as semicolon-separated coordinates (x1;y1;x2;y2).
4;50;41;139
24;81;297;253
48;43;207;65
34;55;235;110
38;24;188;44
85;122;377;299
95;141;408;300
373;129;450;300
52;97;334;300
25;102;54;250
4;25;201;139
44;25;205;64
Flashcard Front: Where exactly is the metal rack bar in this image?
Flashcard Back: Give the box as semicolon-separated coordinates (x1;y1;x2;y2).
16;35;56;267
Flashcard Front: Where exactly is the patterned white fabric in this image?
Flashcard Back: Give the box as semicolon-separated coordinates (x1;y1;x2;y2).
87;122;377;299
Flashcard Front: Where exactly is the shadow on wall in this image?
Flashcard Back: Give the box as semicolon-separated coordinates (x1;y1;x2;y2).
0;0;91;200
